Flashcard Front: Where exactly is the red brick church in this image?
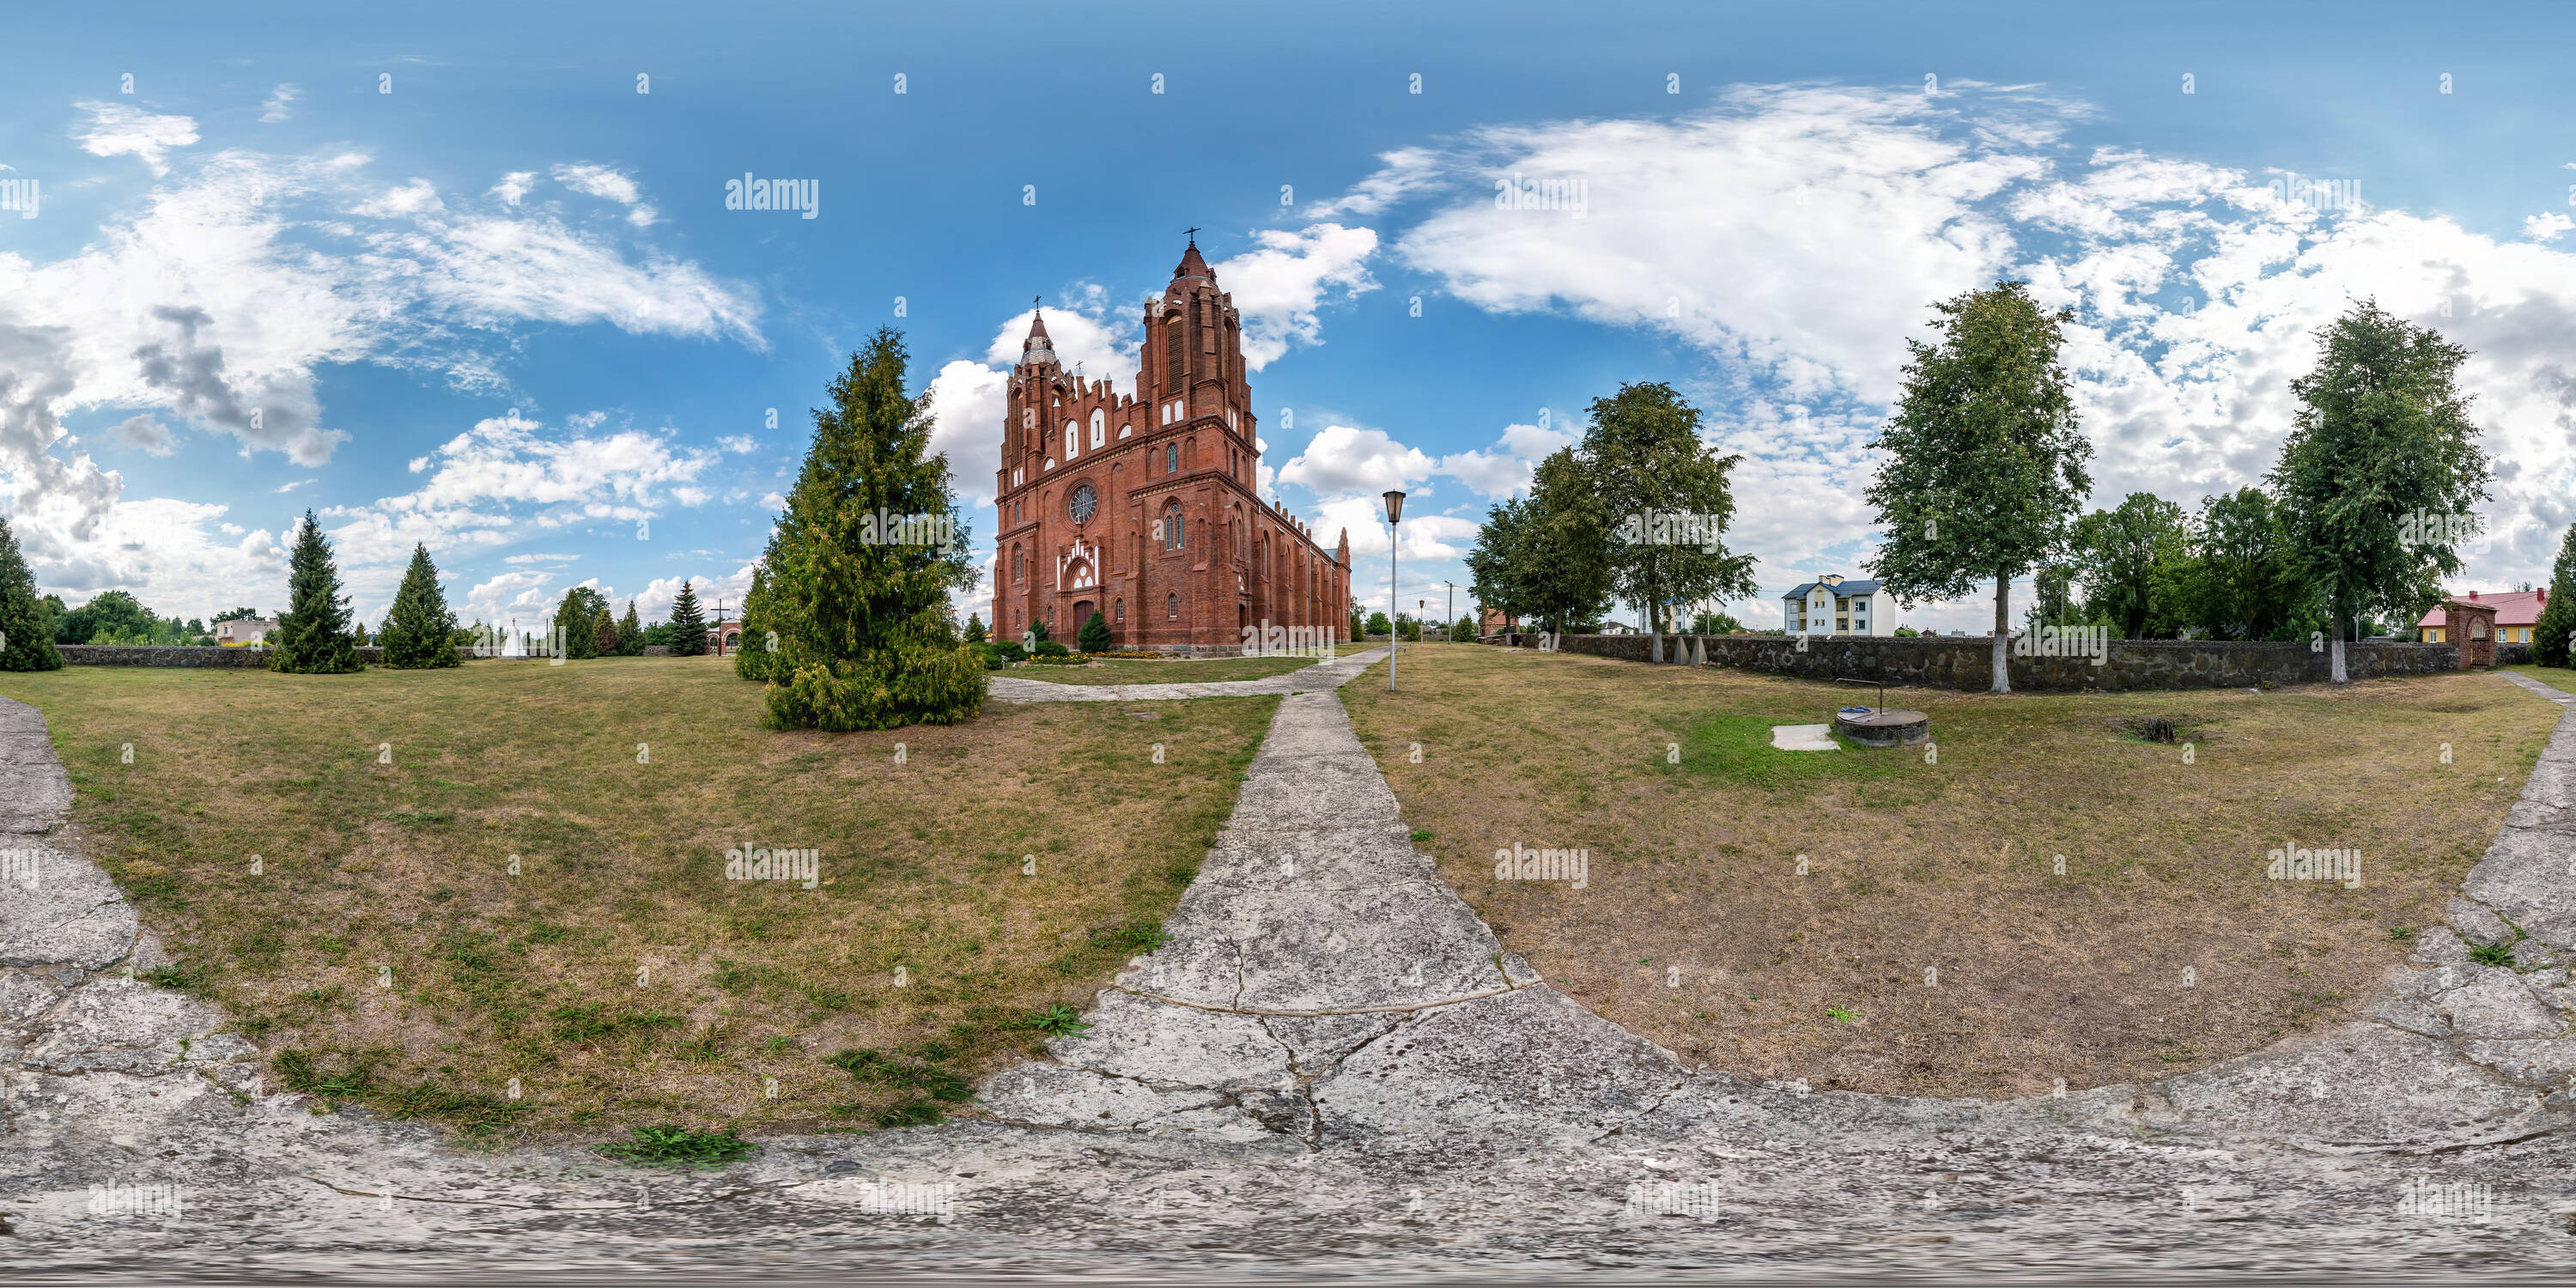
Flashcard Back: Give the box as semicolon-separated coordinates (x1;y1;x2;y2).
990;239;1352;654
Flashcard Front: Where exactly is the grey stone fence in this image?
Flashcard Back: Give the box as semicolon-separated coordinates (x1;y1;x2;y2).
1482;632;2463;692
57;645;388;668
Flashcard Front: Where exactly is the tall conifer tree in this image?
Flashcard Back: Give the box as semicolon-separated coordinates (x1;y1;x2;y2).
268;511;362;673
380;543;461;668
759;328;984;729
667;580;708;656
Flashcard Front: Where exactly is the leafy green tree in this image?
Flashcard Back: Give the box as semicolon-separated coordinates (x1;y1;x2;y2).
1582;382;1759;659
54;589;156;644
1349;603;1364;643
1365;611;1391;637
1453;614;1478;640
1865;281;2093;693
268;512;362;673
2534;523;2576;666
213;606;261;623
553;586;611;660
963;613;987;644
757;328;986;730
0;518;62;671
2171;488;2311;641
1395;613;1423;641
2269;300;2492;682
1077;610;1111;653
380;544;462;669
2070;493;2190;640
1689;609;1744;635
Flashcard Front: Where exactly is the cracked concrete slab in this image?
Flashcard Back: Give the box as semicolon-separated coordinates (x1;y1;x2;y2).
987;647;1390;704
0;844;138;970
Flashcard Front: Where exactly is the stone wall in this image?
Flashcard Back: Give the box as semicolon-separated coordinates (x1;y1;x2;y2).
57;645;388;668
1487;633;2462;692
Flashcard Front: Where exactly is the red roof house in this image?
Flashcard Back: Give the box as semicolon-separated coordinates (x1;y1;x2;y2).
2418;588;2545;646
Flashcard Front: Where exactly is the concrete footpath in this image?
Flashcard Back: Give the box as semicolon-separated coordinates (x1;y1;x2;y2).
5;662;2576;1280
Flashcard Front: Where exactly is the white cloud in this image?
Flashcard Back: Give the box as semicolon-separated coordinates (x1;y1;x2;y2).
1210;225;1379;369
634;565;755;620
2526;211;2573;242
258;84;301;125
1309;147;1446;218
106;413;173;455
491;171;537;205
71;101;201;175
462;569;556;624
717;434;756;453
351;177;443;217
1277;423;1436;498
552;163;659;227
1435;421;1576;498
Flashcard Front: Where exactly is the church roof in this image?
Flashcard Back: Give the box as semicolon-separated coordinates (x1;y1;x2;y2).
1019;309;1058;368
1173;239;1212;283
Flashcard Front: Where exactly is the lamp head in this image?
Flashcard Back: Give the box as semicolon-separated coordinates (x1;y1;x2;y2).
1382;489;1406;524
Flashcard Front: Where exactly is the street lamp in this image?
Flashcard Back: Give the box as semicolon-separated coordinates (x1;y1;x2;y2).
1382;489;1405;690
1443;580;1457;641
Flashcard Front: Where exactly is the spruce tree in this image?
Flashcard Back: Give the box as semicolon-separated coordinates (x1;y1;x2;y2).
732;566;772;677
0;517;63;671
759;328;985;730
268;511;362;673
380;544;462;668
964;613;987;643
1078;610;1111;653
667;580;708;656
618;599;646;656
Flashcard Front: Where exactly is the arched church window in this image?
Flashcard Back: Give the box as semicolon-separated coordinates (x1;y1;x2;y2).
1090;410;1105;448
1167;592;1179;619
1064;422;1078;459
1163;501;1185;550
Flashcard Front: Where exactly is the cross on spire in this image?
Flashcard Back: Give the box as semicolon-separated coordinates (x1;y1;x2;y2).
1182;226;1200;244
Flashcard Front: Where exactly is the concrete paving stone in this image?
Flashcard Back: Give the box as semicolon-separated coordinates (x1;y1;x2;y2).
2446;896;2515;947
2143;1023;2549;1151
2360;994;2451;1040
975;1061;1283;1146
2512;937;2562;970
0;967;63;1030
1194;821;1438;893
2409;926;2473;966
1314;985;1686;1147
2432;966;2567;1040
1260;1012;1406;1077
0;730;72;835
1231;755;1402;830
2457;1038;2576;1088
0;847;138;970
2461;825;2576;951
1168;882;1519;1014
1047;989;1292;1090
21;975;233;1075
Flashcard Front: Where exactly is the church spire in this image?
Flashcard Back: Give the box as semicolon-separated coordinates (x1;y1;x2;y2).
1018;301;1059;369
1172;232;1212;283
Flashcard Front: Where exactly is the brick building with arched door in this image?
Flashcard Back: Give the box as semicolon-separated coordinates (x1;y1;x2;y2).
989;239;1352;654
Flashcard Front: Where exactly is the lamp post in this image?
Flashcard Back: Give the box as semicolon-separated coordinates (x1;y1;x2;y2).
1443;580;1457;641
1382;489;1405;690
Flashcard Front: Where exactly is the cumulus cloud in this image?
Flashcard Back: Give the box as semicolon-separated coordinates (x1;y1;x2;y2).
551;163;658;227
1210;224;1379;369
717;434;756;453
71;101;201;175
106;413;173;455
491;171;537;205
1435;421;1577;498
1277;423;1437;497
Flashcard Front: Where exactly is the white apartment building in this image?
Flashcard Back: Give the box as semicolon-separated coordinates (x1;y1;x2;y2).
1783;574;1897;636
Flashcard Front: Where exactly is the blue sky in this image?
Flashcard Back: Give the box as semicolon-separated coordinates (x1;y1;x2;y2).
6;0;2575;635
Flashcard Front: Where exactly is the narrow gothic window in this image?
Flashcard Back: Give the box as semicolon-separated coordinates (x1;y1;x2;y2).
1163;501;1185;550
1167;592;1179;619
1165;315;1183;392
1115;598;1124;623
1065;422;1078;459
1012;544;1024;581
1166;442;1177;473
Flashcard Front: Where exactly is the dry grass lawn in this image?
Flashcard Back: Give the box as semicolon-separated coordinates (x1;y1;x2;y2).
0;657;1275;1141
1343;643;2555;1098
